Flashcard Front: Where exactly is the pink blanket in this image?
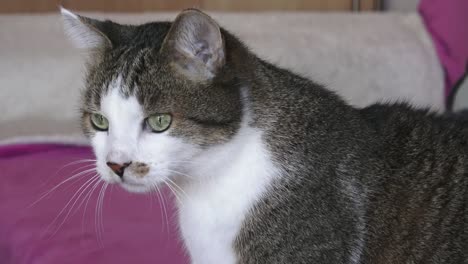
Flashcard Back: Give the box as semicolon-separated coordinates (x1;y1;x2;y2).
0;144;187;263
419;0;468;98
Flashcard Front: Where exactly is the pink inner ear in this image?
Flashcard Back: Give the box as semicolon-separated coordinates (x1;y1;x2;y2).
194;41;212;63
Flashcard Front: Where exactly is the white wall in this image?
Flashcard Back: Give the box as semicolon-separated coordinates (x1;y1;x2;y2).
384;0;419;12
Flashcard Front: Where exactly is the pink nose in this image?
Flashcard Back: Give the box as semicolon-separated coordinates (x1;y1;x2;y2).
106;162;132;177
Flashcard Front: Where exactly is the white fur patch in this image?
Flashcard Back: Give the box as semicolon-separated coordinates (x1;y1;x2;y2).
92;76;144;184
177;119;279;264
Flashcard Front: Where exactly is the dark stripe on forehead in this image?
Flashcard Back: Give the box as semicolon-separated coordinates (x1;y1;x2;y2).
102;47;151;98
81;22;172;113
124;48;150;95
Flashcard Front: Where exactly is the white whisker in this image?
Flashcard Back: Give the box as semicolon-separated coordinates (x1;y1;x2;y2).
153;183;169;233
95;183;104;246
29;167;97;209
95;182;108;247
163;180;183;205
165;160;199;165
101;183;109;238
165;177;190;200
54;159;96;174
63;163;97;178
43;159;96;184
74;174;101;213
147;187;154;211
81;175;102;234
46;175;100;237
164;168;195;179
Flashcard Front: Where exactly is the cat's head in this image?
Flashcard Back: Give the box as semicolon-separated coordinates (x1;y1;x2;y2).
61;8;245;193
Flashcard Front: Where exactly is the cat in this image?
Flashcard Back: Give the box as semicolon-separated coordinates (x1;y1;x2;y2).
61;8;468;264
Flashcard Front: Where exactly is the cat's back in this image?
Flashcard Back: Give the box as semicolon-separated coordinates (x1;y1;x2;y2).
360;103;468;170
359;103;468;263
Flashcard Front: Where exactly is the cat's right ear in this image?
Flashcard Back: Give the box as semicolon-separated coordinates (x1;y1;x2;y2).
60;7;112;50
161;9;225;82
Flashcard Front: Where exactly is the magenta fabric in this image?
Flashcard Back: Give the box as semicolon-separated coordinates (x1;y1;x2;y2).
0;144;187;264
419;0;468;98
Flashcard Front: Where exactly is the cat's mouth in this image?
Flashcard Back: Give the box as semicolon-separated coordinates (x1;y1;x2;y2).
119;180;150;193
123;181;142;186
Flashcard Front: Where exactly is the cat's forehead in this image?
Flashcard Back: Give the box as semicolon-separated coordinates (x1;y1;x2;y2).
83;47;163;112
100;47;153;93
83;22;174;107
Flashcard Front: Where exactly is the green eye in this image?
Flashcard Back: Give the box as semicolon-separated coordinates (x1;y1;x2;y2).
90;113;109;131
147;114;172;133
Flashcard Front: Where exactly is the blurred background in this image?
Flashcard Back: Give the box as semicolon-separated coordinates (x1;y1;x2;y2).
0;0;467;141
3;0;466;141
1;0;415;12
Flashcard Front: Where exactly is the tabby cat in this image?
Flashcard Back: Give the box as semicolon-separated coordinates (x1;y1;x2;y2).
61;8;467;264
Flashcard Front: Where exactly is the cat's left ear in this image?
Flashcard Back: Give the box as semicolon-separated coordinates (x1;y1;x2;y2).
161;9;225;82
60;7;113;50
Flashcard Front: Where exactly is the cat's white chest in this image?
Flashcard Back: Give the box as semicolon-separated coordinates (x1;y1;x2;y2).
178;181;245;264
177;127;278;264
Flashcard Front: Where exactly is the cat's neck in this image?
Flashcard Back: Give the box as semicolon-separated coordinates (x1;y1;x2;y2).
178;103;279;199
175;107;280;264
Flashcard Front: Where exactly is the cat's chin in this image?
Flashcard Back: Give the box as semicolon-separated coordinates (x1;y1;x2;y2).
119;182;151;193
